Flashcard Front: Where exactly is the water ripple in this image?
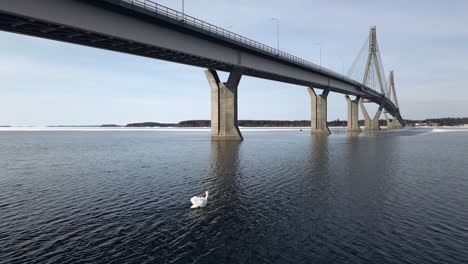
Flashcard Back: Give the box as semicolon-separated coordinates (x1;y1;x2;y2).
0;131;467;263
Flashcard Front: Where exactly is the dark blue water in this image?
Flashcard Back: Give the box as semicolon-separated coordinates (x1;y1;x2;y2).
0;129;467;263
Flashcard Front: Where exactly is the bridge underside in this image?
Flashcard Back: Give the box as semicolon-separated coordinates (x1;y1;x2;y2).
0;10;323;90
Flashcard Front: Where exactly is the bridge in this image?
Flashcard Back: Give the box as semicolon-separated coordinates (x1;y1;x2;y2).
0;0;404;140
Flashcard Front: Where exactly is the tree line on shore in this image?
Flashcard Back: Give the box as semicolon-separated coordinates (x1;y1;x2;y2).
125;118;468;127
409;117;468;126
127;120;341;127
3;118;466;128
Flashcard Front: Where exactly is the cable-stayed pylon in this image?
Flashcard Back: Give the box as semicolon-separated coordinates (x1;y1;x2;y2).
388;70;399;108
356;26;386;132
362;26;387;94
384;70;403;129
347;26;389;94
347;26;404;131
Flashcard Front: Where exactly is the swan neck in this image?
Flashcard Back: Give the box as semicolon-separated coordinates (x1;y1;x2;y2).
205;192;209;200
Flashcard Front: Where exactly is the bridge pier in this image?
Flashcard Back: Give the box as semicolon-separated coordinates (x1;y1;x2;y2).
308;88;330;135
384;113;393;129
385;113;402;129
392;120;403;129
359;99;382;131
384;112;393;129
205;69;243;141
345;95;361;132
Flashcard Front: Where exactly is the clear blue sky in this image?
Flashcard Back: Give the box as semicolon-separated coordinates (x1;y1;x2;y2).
0;0;466;126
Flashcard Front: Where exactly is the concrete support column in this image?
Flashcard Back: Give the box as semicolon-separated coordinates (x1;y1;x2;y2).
308;88;330;135
384;113;394;129
384;112;403;129
359;99;383;131
205;68;243;141
345;95;361;132
392;120;403;129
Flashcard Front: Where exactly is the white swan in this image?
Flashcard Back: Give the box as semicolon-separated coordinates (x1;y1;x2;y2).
190;191;209;209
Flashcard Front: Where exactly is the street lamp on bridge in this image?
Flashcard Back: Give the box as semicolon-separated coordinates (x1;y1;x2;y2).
312;42;322;69
270;18;280;54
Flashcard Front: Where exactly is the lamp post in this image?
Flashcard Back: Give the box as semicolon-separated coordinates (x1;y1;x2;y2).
313;43;322;69
271;18;280;53
340;56;345;75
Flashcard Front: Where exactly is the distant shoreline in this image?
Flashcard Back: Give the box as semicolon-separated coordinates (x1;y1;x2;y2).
1;127;468;132
2;117;468;128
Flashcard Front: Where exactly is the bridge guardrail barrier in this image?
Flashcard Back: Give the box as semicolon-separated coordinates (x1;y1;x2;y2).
121;2;356;80
119;0;389;101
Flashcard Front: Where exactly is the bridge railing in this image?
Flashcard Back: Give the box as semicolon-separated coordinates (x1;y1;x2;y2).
121;2;335;74
119;0;388;99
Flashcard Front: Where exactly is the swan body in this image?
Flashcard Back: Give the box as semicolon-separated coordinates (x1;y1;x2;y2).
190;191;209;209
